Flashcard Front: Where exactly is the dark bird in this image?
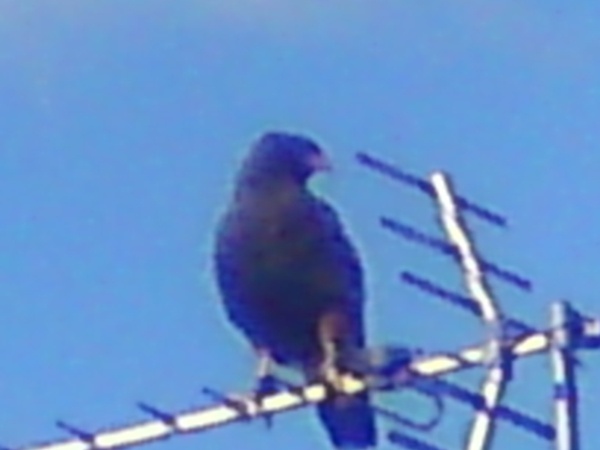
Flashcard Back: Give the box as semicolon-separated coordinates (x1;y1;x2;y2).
213;132;377;448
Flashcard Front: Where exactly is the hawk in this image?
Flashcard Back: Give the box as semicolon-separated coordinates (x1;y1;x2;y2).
213;132;376;448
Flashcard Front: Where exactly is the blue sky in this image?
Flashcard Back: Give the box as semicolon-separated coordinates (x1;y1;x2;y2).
1;1;599;449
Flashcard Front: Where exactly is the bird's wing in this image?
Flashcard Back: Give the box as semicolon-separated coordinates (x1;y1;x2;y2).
213;193;366;345
213;206;267;346
301;195;366;347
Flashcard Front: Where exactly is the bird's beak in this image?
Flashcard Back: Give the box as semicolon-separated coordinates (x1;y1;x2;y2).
308;153;333;172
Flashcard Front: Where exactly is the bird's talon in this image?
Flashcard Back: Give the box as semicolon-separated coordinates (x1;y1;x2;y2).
252;375;279;429
256;374;279;398
320;362;346;393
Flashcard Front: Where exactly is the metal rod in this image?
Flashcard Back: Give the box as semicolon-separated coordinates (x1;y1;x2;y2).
429;172;502;339
356;152;507;227
381;218;529;290
401;271;535;336
550;301;580;450
14;326;595;450
427;377;554;440
430;171;507;450
464;365;508;450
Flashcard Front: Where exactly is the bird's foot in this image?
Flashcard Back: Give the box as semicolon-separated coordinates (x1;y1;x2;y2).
252;349;278;428
318;359;357;409
251;374;279;429
318;337;346;391
254;374;279;399
319;358;346;393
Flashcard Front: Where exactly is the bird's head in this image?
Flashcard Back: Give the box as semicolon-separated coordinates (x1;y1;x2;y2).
237;132;331;188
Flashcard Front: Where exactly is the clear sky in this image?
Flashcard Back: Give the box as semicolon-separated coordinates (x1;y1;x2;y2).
1;2;599;450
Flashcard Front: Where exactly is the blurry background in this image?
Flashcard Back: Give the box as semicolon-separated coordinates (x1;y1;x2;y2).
1;1;599;449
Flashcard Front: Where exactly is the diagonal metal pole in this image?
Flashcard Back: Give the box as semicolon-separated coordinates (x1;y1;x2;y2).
429;171;506;450
429;171;503;363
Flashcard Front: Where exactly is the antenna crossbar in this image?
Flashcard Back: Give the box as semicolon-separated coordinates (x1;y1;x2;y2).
17;320;600;450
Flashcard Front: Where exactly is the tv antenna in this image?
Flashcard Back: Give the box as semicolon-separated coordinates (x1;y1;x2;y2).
6;153;599;450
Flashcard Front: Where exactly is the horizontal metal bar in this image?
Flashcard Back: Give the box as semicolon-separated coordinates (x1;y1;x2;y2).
429;378;554;440
400;272;585;367
480;261;532;292
356;152;434;195
401;271;535;336
380;217;458;256
454;196;507;228
381;217;530;291
136;403;176;425
13;323;599;450
357;152;507;227
54;423;94;444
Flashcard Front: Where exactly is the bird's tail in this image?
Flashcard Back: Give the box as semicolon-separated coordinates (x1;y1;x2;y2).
317;389;377;449
304;368;377;449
